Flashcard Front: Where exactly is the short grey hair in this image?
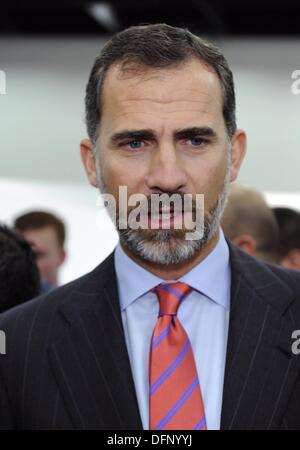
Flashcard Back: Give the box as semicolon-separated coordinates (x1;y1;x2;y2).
85;23;237;144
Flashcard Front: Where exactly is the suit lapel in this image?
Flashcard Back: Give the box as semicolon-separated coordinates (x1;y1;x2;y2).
221;243;300;429
48;253;143;430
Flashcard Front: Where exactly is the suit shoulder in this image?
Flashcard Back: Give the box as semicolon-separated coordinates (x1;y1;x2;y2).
229;240;300;292
265;262;300;291
250;259;300;318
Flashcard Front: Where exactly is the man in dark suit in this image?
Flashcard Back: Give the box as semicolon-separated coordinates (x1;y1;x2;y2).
1;23;300;430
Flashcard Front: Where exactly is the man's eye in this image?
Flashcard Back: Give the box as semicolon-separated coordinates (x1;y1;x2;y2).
188;137;207;146
126;140;144;149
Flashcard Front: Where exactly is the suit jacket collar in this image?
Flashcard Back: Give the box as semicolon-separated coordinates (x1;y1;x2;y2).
50;243;300;430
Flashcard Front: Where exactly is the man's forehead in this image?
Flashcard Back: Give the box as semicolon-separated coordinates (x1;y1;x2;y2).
98;60;225;137
23;226;58;242
102;58;222;105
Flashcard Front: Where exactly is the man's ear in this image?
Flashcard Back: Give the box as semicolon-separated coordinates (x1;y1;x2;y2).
80;138;98;187
230;129;247;182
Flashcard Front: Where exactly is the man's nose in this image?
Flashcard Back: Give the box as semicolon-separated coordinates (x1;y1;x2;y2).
145;145;188;193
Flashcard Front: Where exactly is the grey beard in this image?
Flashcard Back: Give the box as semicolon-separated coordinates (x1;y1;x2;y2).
117;182;229;265
96;158;231;266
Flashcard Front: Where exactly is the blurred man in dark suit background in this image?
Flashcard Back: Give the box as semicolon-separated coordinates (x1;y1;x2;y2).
222;184;279;263
1;24;300;430
14;211;66;293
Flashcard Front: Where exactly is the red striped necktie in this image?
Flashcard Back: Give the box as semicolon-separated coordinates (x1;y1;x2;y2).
149;282;207;430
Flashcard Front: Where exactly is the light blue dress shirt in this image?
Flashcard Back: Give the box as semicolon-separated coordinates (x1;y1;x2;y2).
114;228;231;430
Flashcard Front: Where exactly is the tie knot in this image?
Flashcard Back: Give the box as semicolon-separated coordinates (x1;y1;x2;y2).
151;282;192;316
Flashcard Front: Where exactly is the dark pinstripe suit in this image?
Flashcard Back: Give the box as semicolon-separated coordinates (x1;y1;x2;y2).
1;241;300;430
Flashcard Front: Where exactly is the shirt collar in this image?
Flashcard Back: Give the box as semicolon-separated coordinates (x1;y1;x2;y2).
114;228;230;311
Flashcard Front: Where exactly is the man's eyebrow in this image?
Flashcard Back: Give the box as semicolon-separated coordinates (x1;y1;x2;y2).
109;126;218;145
174;127;218;141
110;129;155;145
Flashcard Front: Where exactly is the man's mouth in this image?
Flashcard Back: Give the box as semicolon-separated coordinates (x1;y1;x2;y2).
143;207;192;229
151;207;176;218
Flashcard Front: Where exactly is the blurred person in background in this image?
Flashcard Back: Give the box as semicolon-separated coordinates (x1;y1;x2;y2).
222;184;279;263
14;211;66;293
0;224;40;313
273;207;300;271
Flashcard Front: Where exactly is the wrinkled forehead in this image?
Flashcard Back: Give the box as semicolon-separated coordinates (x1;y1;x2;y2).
100;58;223;115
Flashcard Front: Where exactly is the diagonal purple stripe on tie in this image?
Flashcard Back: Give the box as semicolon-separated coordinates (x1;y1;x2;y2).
193;416;206;430
158;284;188;302
150;339;191;396
152;322;173;350
154;377;200;430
